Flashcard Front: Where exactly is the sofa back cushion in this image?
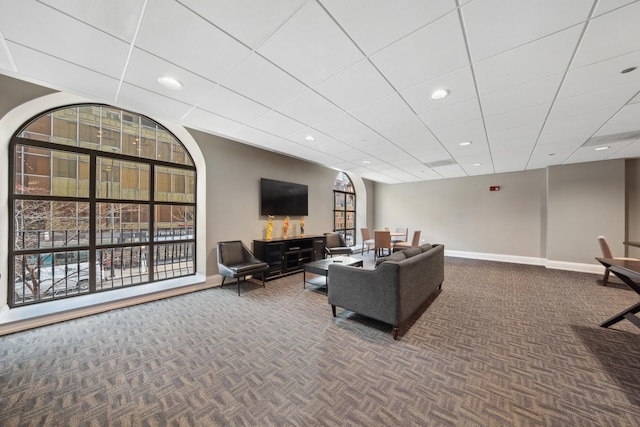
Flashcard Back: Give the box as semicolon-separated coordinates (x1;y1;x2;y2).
419;243;433;252
375;249;406;266
401;247;422;258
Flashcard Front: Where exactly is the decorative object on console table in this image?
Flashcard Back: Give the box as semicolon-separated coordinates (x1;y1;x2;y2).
283;216;289;238
266;215;274;240
300;217;305;236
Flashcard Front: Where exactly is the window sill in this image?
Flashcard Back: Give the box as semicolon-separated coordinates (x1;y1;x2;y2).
0;274;212;336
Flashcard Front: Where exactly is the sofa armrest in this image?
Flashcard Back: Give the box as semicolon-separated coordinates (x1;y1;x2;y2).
328;263;401;326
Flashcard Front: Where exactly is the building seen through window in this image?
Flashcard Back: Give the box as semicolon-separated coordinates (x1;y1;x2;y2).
10;104;196;306
333;172;356;246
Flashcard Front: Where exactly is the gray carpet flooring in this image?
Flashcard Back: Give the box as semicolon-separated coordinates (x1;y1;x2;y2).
1;254;639;426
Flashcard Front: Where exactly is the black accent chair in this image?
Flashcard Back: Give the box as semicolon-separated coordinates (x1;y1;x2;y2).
324;233;353;257
217;240;270;296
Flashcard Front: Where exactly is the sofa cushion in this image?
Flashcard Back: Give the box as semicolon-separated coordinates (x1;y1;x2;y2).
401;247;422;258
376;250;406;266
419;243;433;252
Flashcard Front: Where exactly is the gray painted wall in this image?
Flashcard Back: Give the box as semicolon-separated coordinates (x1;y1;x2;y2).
547;160;625;265
374;169;546;258
189;128;350;275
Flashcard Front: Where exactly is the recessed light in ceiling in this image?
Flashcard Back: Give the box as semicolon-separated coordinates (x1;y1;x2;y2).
362;160;371;164
305;135;315;141
430;89;450;100
157;76;183;90
459;141;472;146
595;146;610;151
473;163;481;166
621;67;637;74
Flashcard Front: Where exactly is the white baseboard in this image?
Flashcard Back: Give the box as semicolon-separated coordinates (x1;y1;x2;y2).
545;260;604;274
445;249;602;274
445;250;545;266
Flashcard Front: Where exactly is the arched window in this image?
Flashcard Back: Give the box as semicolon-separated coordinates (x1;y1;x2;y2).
333;172;356;246
10;104;196;307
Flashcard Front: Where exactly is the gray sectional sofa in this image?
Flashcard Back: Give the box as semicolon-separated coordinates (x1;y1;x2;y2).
327;244;444;339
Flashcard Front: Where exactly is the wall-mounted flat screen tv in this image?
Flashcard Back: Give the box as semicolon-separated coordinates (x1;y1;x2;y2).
260;178;308;216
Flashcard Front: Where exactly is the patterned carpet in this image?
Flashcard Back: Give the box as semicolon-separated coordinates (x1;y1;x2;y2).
1;254;639;426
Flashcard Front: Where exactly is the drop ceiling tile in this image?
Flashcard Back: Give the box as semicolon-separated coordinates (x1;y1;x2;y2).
429;118;486;145
474;25;582;95
560;51;640;98
276;90;344;126
0;37;16;72
593;0;638;17
401;66;477;115
543;107;619;136
248;110;305;137
593;102;640;136
564;145;627;164
0;1;129;78
537;126;594;148
257;1;363;86
481;74;562;117
313;59;395;112
321;0;456;55
370;11;468;90
286;127;335;146
492;151;530;173
550;80;640;121
230;125;279;147
222;53;307;108
181;108;244;135
197;86;271;124
124;48;218;106
609;139;640;159
136;0;251;82
6;42;120;101
350;94;428;140
179;0;306;49
40;0;146;41
393;131;441;150
117;83;193;121
462;0;591;62
485;103;550;134
432;164;467;179
572;1;640;68
313;113;387;146
487;124;541;151
420;98;482;130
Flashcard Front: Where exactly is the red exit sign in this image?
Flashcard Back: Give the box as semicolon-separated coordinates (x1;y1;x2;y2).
489;186;500;191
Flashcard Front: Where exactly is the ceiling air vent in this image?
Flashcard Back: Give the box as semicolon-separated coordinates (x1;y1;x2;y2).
423;159;458;168
582;131;640;147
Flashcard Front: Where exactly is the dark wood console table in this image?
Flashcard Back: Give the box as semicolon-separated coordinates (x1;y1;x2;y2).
595;257;640;329
254;235;326;280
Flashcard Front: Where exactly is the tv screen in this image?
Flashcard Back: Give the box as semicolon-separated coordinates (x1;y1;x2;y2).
260;178;308;216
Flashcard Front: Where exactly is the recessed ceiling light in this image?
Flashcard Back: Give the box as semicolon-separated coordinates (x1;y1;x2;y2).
362;160;371;164
305;135;315;141
595;146;610;151
459;141;472;146
621;67;637;74
430;89;450;100
473;163;482;166
157;76;183;90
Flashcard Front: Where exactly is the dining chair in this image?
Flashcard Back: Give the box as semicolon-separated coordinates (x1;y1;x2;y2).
394;230;421;251
392;227;408;244
597;235;638;286
374;230;393;260
361;228;374;254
